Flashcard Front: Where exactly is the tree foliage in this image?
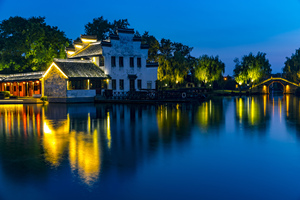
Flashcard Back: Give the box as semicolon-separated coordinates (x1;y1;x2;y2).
283;48;300;82
141;31;159;62
157;39;193;88
233;52;271;85
84;16;129;41
0;16;70;73
194;55;225;84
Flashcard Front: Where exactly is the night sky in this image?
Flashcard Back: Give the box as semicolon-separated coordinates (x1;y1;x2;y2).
1;0;300;75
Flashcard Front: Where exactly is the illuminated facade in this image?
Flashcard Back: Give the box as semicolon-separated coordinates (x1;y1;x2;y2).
0;59;108;102
43;59;108;103
67;28;158;96
0;72;43;97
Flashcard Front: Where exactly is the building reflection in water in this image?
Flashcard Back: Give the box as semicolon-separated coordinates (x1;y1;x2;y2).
6;96;300;187
42;104;103;186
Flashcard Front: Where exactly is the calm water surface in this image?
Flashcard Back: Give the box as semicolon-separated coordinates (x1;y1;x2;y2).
1;95;300;200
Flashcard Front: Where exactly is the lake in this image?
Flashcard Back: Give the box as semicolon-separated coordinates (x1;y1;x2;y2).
0;94;300;200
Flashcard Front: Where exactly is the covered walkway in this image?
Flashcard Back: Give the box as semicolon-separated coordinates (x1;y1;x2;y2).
0;72;43;97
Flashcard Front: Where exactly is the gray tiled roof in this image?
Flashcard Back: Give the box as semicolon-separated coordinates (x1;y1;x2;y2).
0;71;44;82
54;59;107;79
69;43;103;58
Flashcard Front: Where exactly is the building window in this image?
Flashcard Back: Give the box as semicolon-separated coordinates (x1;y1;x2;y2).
119;79;124;90
34;85;39;91
14;86;16;92
119;57;124;67
111;56;116;67
147;81;152;89
19;86;22;92
6;86;10;91
99;56;105;66
137;79;142;89
69;80;88;90
112;79;116;90
137;58;141;67
130;57;134;67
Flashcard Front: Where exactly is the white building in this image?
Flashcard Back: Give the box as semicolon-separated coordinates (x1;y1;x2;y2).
66;28;158;96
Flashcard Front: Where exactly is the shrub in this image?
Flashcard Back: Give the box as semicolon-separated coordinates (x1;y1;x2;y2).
40;96;48;102
0;91;10;97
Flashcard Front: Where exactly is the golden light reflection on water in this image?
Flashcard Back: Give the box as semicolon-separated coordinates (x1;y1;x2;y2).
250;97;259;125
236;98;244;124
279;98;282;121
235;97;261;126
42;118;70;167
42;111;102;186
286;95;290;117
106;112;111;149
263;95;267;117
69;129;101;186
198;102;209;128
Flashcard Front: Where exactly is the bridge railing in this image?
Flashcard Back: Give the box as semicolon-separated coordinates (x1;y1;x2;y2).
251;77;299;89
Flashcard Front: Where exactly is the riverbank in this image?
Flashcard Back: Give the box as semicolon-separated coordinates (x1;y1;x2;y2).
0;97;44;104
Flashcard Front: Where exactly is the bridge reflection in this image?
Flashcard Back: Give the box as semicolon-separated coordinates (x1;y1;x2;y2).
1;97;300;187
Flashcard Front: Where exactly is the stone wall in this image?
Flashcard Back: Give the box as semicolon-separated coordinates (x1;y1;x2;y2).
44;66;67;97
67;89;96;97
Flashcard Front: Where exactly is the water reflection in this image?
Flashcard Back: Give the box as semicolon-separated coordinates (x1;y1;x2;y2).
196;99;225;132
234;95;271;131
43;104;103;185
1;96;300;191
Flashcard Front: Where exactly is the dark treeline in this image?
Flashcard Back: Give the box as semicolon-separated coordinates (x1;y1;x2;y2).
0;16;300;86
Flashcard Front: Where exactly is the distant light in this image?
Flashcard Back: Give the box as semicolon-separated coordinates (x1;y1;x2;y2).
81;38;97;43
75;44;83;49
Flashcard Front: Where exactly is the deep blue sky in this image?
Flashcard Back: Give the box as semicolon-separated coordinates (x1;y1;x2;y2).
1;0;300;75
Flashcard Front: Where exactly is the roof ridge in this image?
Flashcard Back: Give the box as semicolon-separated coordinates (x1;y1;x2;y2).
69;43;92;58
54;58;93;63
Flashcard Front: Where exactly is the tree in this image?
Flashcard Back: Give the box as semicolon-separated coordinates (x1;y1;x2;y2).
84;16;129;41
233;52;271;85
194;55;225;85
283;48;300;82
0;16;70;73
157;39;193;88
141;31;159;62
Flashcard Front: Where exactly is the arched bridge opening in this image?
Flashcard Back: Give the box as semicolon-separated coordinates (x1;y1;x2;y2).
251;77;299;94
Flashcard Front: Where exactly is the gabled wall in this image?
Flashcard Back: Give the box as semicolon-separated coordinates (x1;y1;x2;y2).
44;66;67;97
101;33;157;93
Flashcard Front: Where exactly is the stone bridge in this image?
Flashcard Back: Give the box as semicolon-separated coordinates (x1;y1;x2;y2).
251;77;300;94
